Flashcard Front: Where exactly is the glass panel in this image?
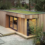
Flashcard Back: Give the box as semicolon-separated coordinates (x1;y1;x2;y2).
14;17;17;30
10;16;13;28
29;19;36;27
28;19;36;35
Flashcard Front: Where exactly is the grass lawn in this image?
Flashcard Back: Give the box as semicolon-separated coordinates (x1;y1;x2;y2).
5;10;44;14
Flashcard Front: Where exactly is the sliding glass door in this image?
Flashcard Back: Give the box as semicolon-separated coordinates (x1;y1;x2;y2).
14;17;17;30
9;16;18;31
10;16;13;28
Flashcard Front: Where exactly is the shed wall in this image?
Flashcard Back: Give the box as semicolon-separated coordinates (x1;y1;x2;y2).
0;11;6;27
6;15;9;28
0;11;45;35
38;14;45;32
18;17;27;35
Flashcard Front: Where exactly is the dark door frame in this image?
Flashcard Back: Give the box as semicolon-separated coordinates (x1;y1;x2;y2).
27;18;37;36
9;16;18;31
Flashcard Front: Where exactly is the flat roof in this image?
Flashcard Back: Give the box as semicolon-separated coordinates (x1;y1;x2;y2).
5;10;45;15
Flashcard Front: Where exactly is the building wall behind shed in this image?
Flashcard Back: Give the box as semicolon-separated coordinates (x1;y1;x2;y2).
0;11;6;27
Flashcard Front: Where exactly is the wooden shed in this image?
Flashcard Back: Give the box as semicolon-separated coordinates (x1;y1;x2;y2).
0;10;45;38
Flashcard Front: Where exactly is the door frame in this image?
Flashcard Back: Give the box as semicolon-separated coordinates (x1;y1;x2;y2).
27;18;37;36
9;16;18;31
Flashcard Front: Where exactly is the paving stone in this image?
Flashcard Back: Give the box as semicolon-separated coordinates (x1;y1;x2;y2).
0;26;15;36
0;35;35;45
0;39;5;44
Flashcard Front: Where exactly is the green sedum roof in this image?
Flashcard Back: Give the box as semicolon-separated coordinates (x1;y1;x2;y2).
5;10;44;15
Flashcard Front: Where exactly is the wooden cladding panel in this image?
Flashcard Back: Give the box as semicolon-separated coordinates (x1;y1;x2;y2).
18;18;21;33
7;12;17;17
40;14;44;32
23;19;27;35
18;18;27;35
38;14;45;32
25;15;38;19
41;14;44;25
7;12;25;18
17;14;25;18
7;12;39;19
44;14;45;32
21;18;24;34
32;15;39;18
25;15;33;19
6;15;9;28
0;11;6;27
38;14;41;26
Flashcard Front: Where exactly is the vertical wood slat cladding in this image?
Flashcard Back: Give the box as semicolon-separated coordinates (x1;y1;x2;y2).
7;13;25;18
0;11;6;27
38;14;41;26
32;15;38;18
38;14;45;32
6;15;9;28
44;14;45;32
40;14;44;31
21;18;24;34
23;19;27;35
43;14;44;31
40;14;44;25
18;18;21;33
18;18;24;34
25;15;39;19
18;17;27;35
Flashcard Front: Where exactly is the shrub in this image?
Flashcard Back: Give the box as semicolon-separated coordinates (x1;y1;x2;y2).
29;23;43;45
35;4;43;11
14;3;26;9
14;3;28;9
0;1;12;9
35;0;45;11
24;4;29;9
0;1;3;9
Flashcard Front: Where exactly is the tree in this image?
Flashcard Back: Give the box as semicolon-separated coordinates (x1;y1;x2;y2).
35;0;45;11
17;0;21;7
0;0;12;9
29;0;31;10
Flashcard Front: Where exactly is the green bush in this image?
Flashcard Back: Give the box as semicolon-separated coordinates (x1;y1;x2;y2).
29;23;43;44
24;4;29;9
14;3;28;9
15;6;26;9
0;1;3;9
0;1;12;9
14;3;26;9
35;4;43;11
15;3;19;8
43;32;45;36
35;0;45;11
0;4;7;9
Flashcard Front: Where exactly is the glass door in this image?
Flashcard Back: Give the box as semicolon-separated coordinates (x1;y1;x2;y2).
14;17;17;30
10;16;13;28
9;16;18;31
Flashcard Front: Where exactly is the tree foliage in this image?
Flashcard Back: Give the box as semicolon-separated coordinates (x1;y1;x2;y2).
29;0;45;11
35;0;45;11
0;0;12;9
